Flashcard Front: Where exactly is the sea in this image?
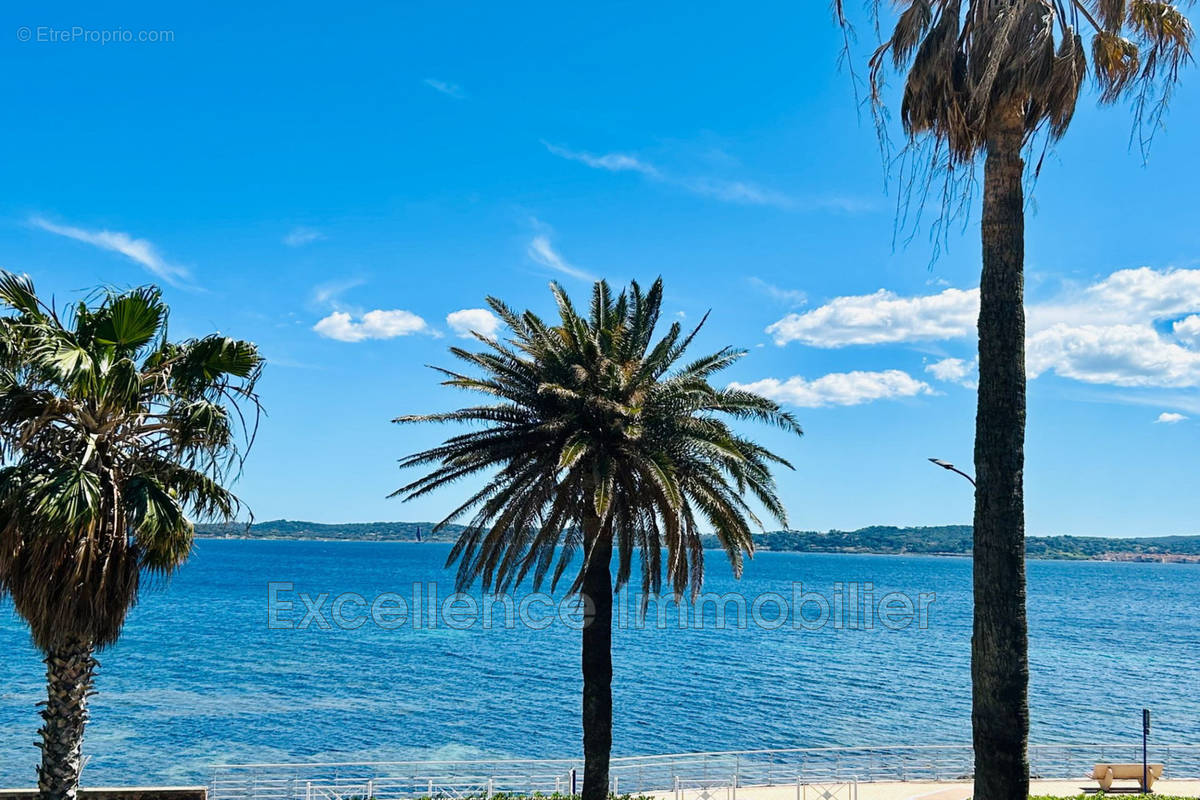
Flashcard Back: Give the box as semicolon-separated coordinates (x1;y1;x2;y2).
0;540;1197;785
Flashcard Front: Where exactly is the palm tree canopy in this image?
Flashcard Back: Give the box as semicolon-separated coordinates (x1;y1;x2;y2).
394;278;802;599
837;0;1193;162
0;272;263;651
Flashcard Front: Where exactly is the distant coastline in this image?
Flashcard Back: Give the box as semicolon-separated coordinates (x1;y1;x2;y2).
196;520;1200;562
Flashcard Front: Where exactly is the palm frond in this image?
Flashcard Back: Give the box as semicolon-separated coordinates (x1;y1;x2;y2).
0;271;262;652
841;0;1193;168
395;279;802;602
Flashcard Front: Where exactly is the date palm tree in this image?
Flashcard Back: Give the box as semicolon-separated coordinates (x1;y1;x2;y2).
834;3;1192;800
394;278;801;800
0;272;262;800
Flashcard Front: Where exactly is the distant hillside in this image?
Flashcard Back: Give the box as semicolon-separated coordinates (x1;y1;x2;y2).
731;525;973;555
1023;532;1200;560
196;520;1200;561
712;525;1200;561
195;519;466;542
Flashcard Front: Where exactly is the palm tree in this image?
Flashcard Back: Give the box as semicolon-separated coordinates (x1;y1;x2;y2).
834;3;1192;800
0;272;262;800
394;278;801;800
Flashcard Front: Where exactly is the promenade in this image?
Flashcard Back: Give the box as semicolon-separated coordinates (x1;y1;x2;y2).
677;779;1200;800
206;745;1200;800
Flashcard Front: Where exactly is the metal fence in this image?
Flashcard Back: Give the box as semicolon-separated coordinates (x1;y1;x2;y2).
208;743;1200;800
208;759;576;800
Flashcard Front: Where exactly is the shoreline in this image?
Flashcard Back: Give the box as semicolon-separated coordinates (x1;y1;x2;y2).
195;521;1200;562
191;536;1200;563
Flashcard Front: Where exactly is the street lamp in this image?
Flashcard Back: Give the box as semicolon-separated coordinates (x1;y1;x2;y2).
928;457;976;487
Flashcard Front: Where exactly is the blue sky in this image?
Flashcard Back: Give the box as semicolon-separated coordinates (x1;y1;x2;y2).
5;1;1200;537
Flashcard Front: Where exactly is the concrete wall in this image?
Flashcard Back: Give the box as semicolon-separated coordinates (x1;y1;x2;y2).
0;788;206;800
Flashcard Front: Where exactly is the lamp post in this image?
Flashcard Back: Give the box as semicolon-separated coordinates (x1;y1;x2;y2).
928;457;976;487
1143;708;1151;795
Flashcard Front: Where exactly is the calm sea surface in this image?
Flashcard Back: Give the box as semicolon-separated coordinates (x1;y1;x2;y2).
1;540;1197;785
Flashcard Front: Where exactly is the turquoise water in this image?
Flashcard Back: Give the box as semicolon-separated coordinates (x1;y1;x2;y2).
1;540;1197;785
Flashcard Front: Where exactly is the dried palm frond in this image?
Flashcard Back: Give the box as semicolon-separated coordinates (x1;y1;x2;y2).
1095;0;1129;30
1093;28;1143;98
837;0;1193;164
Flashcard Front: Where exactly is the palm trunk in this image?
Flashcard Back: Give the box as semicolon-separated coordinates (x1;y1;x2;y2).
37;635;97;800
972;105;1030;800
580;517;613;800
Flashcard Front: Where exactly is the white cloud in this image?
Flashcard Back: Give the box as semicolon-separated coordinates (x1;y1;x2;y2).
767;267;1200;390
748;277;807;307
30;216;191;287
1021;269;1200;334
767;287;979;347
730;369;933;408
447;308;501;340
1084;267;1200;321
1155;412;1188;424
314;309;430;342
543;141;792;209
926;357;977;386
283;226;324;247
424;79;465;99
684;177;793;208
1173;315;1200;347
311;277;365;308
527;234;594;281
1027;323;1200;387
542;142;659;177
1088;390;1200;416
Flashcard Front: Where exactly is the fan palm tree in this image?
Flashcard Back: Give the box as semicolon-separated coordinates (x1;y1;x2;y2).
0;272;262;800
834;3;1192;800
394;278;801;800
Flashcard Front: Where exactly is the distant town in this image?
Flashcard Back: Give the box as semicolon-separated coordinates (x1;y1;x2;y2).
196;520;1200;562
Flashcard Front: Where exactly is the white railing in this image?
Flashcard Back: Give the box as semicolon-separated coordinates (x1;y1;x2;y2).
798;778;858;800
208;760;575;800
209;743;1200;800
673;776;738;800
608;746;971;787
